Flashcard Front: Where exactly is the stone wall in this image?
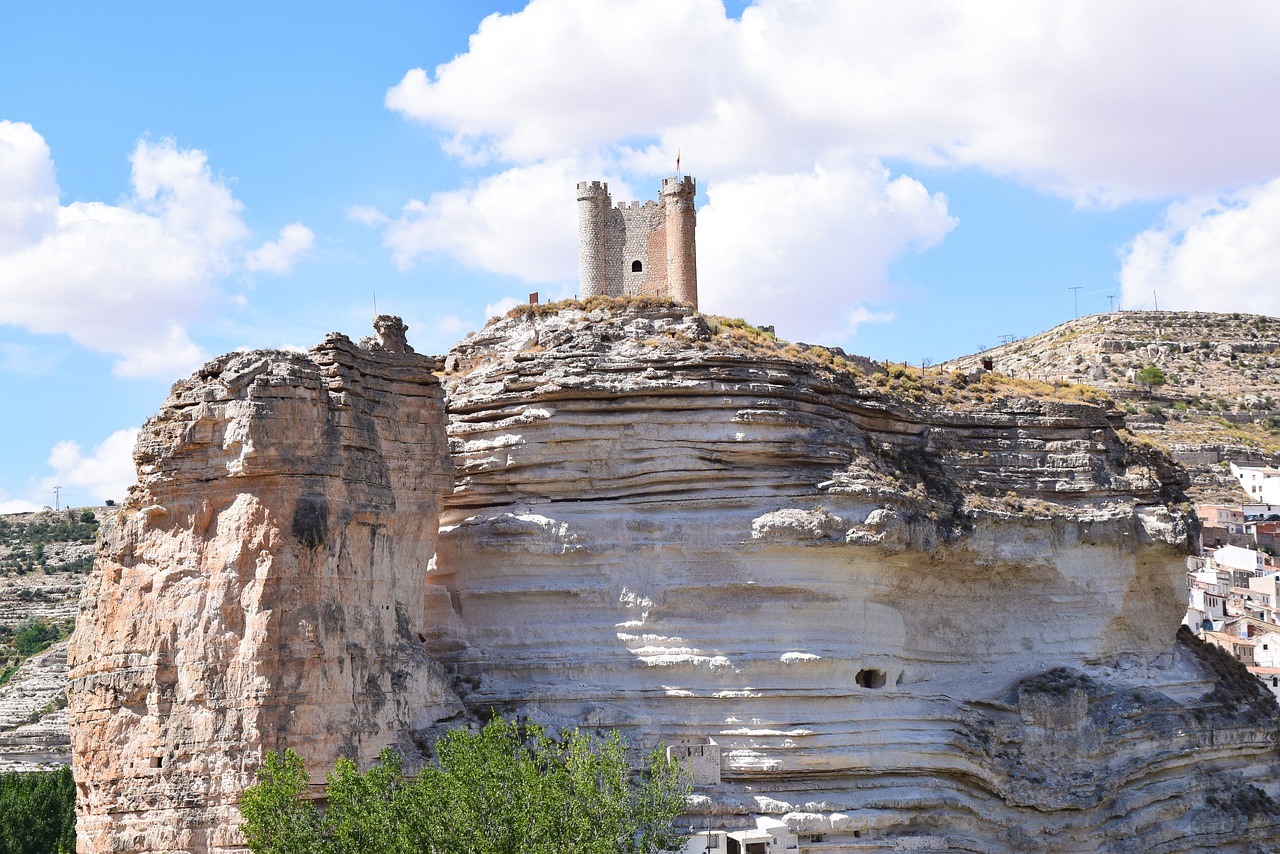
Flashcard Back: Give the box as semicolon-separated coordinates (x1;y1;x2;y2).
577;177;697;307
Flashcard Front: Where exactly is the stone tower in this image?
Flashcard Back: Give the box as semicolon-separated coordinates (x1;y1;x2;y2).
577;176;697;308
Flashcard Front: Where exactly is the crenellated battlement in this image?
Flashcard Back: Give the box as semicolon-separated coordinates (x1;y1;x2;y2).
660;175;696;196
577;175;698;308
576;180;611;200
616;199;660;212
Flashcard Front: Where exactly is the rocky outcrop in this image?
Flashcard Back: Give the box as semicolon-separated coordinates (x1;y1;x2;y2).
67;318;460;854
0;641;71;772
943;310;1280;502
68;303;1280;852
426;303;1280;851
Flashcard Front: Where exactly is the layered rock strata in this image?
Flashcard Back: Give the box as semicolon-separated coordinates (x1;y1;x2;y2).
68;303;1280;853
68;318;460;853
944;310;1280;502
428;304;1280;851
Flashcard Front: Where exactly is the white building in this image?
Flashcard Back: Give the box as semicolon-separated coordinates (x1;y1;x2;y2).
1231;463;1280;504
683;818;798;854
1214;544;1266;578
1242;503;1280;521
1186;577;1228;632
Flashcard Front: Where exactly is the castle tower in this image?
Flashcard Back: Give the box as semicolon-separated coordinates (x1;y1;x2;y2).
661;176;697;308
576;180;614;299
576;176;698;308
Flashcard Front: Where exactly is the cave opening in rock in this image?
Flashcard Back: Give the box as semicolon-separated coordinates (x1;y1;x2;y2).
856;668;887;689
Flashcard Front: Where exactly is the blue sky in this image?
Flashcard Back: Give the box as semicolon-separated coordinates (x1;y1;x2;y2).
3;0;1280;510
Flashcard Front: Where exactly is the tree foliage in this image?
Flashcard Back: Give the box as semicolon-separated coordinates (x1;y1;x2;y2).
1134;364;1168;391
240;717;690;854
0;766;76;854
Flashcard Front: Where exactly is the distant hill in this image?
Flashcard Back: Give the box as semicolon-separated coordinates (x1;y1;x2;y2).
944;310;1280;503
0;506;105;771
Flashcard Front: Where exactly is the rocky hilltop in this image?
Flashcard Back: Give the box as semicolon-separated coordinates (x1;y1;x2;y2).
68;318;459;853
944;311;1280;502
69;303;1280;852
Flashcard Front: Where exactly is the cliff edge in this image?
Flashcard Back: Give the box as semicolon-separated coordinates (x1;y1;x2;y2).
68;318;460;854
68;304;1280;852
428;301;1279;851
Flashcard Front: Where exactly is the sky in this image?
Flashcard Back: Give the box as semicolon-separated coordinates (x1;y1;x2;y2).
3;0;1280;511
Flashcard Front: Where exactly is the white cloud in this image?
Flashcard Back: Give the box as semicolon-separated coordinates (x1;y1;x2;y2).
40;427;139;505
1120;179;1280;316
387;0;1280;200
386;0;734;165
381;0;1280;345
0;499;43;514
0;121;57;253
847;305;896;336
698;163;955;341
382;158;583;282
483;296;522;320
347;204;389;227
0;123;309;378
246;222;315;274
130;138;248;248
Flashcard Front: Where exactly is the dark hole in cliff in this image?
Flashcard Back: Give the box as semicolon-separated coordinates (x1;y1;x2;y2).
291;495;329;549
150;756;163;769
856;668;886;689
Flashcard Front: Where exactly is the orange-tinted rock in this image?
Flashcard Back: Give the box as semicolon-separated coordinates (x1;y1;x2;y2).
68;318;460;854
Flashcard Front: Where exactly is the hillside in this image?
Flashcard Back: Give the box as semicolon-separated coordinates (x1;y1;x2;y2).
0;507;104;771
944;310;1280;502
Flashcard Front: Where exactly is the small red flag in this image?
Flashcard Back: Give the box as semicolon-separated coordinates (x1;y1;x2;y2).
676;149;681;174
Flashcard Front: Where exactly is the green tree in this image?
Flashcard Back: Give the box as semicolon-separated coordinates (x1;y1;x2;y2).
13;619;60;657
238;750;323;854
239;717;690;854
1134;364;1167;395
0;766;76;854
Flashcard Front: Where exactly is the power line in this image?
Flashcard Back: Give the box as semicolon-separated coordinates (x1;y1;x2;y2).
1068;286;1083;317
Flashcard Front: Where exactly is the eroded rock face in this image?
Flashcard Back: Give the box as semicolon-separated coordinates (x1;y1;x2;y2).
429;304;1280;851
69;304;1280;852
68;319;460;853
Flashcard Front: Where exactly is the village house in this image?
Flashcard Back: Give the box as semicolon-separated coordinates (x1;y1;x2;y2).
1231;463;1280;505
1186;566;1229;632
1201;629;1257;665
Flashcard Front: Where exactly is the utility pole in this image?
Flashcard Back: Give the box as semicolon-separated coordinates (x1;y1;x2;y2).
53;485;61;511
1068;286;1082;317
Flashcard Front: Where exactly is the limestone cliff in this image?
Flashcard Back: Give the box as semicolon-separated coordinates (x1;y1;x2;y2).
68;304;1280;853
427;302;1280;851
68;318;460;854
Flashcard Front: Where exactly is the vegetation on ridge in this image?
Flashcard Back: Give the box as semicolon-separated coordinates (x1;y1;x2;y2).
240;715;690;854
0;509;98;576
492;297;1116;410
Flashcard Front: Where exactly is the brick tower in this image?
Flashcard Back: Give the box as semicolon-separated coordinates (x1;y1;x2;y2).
576;176;698;308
